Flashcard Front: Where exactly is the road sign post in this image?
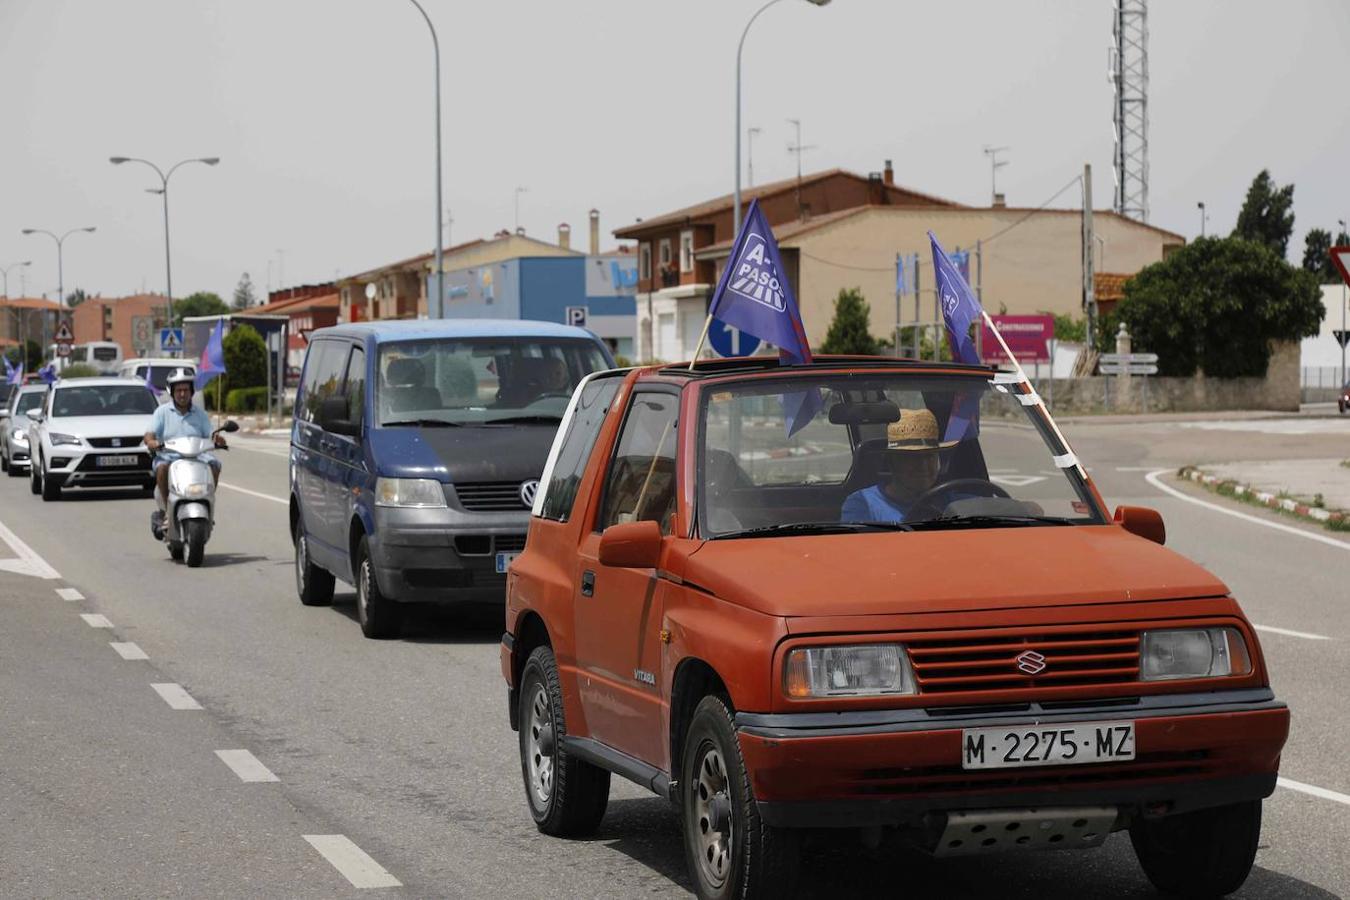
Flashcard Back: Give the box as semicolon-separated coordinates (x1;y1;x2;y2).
158;327;184;356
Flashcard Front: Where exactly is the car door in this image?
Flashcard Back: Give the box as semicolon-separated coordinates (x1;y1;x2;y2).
328;343;371;575
293;340;345;567
572;388;679;766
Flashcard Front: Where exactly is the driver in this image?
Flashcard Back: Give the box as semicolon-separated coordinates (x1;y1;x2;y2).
143;368;227;536
840;408;951;524
538;357;569;395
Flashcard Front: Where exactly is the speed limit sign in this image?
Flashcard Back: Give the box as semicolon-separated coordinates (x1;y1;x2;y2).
56;341;72;358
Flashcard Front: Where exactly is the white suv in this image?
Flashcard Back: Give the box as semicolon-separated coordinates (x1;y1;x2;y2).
27;377;159;501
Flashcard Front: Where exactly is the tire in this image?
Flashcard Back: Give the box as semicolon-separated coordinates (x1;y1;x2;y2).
168;541;185;562
355;536;401;639
29;459;41;495
40;461;61;501
1;452;8;473
681;695;799;900
1130;800;1261;898
517;645;610;836
184;519;208;568
294;528;335;607
7;458;23;478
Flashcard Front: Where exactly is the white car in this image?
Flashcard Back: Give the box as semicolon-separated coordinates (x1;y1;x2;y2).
118;358;197;404
1;383;49;476
27;377;159;501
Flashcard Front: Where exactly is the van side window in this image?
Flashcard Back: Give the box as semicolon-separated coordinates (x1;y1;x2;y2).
299;341;346;424
343;347;366;425
539;377;621;522
599;391;679;534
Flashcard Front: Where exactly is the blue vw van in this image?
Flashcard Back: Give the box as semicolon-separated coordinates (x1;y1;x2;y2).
289;319;614;638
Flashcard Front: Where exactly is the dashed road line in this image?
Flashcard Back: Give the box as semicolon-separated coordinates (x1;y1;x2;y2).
56;587;83;601
1279;777;1350;807
109;642;149;660
79;613;113;628
1144;470;1350;551
303;835;402;889
1253;624;1332;642
0;516;61;579
215;749;279;783
151;683;202;710
218;482;288;505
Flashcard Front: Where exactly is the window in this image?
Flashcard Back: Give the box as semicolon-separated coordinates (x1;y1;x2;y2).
299;340;347;424
343;347;366;425
600;391;679;534
51;385;157;418
639;244;651;281
659;239;672;267
539;376;622;521
680;230;694;273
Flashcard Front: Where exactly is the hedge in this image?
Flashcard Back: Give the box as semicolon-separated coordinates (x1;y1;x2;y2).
224;386;270;412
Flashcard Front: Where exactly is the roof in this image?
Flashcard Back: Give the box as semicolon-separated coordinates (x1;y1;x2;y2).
51;376;142;388
695;206;873;257
313;318;605;344
251;292;339;316
654;355;998;380
0;296;61;310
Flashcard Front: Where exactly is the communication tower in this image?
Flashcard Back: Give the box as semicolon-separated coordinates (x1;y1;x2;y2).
1110;0;1149;222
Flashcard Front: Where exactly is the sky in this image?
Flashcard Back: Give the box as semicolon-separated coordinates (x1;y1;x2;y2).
2;0;1348;304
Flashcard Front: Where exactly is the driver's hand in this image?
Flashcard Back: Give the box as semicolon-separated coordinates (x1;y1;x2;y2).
214;434;228;449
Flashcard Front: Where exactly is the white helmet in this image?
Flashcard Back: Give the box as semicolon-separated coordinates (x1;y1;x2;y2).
166;368;195;390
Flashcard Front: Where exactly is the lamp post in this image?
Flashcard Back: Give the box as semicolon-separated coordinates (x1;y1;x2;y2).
21;227;95;355
109;156;219;332
406;0;445;319
733;0;831;240
1197;201;1207;237
1;259;31;299
2;260;32;366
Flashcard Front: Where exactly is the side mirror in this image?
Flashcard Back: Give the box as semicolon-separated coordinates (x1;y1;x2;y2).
598;520;664;569
223;420;240;433
1114;505;1165;545
25;408;43;423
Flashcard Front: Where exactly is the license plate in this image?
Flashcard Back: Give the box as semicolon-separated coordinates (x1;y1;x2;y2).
96;454;139;467
961;720;1135;770
495;552;519;574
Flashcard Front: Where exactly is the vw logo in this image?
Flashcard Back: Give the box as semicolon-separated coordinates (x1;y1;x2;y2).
519;479;540;508
1015;650;1047;675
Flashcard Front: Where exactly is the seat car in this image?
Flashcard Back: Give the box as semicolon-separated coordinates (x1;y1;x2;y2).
288;319;614;639
27;377;158;501
118;357;196;403
501;357;1289;900
1;383;49;476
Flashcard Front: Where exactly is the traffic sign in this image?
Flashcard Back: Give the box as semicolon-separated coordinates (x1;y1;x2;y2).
55;343;71;358
1334;330;1350;350
1099;352;1158;364
1099;362;1158;375
1331;246;1350;287
54;321;73;343
708;320;762;358
564;306;588;328
159;328;184;354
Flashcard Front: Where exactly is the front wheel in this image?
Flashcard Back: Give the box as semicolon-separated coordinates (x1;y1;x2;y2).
40;462;61;501
29;458;40;494
355;536;401;639
1130;800;1261;897
184;519;208;568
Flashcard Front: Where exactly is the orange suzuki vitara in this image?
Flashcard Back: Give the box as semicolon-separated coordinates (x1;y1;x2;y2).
500;357;1289;900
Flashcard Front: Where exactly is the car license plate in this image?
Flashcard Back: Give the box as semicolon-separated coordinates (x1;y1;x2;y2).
961;721;1135;770
97;454;139;467
495;552;519;574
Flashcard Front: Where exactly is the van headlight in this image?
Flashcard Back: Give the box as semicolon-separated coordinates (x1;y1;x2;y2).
374;477;447;508
1140;628;1252;680
784;644;917;698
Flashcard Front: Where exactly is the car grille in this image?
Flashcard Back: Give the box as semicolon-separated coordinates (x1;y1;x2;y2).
453;481;530;511
495;534;527;554
87;436;144;449
908;628;1141;695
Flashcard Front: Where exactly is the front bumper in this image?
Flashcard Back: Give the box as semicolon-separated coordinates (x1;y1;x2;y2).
369;505;528;604
735;688;1289;828
53;448;153;488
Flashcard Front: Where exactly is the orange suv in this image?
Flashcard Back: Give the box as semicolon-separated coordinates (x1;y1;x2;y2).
501;358;1289;900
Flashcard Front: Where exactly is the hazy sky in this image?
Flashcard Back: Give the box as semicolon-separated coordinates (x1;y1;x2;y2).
2;0;1347;303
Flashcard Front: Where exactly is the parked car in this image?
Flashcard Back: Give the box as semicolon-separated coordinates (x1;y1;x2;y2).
118;357;197;402
501;357;1290;900
27;377;158;501
1339;379;1349;414
289;319;615;639
1;383;49;476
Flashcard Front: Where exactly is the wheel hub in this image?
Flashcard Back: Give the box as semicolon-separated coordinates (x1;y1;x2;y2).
693;745;733;888
526;683;555;806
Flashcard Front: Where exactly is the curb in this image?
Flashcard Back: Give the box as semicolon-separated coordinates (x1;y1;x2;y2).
1177;466;1349;529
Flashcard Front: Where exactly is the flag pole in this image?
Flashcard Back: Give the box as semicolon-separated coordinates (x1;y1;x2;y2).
688;315;715;370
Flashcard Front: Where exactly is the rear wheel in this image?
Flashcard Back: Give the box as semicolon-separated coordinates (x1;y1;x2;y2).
184;519;207;568
1130;800;1261;898
355;536;401;639
295;529;335;607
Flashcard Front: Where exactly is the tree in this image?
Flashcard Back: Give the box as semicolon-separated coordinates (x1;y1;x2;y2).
1115;236;1324;378
65;288;87;308
233;272;257;310
819;287;879;355
222;322;267;389
1232;169;1295;258
4;339;42;372
1303;228;1337;282
174;291;230;325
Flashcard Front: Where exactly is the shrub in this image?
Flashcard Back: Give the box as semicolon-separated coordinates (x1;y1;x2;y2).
222;323;267;390
224;386;270;412
59;363;100;378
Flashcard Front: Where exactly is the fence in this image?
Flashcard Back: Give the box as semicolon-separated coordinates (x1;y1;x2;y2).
1301;366;1347;403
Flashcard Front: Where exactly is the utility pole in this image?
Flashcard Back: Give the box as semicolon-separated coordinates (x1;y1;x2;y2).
786;118;815;220
1340;219;1347;388
1197;201;1207;237
982;146;1009;203
443;207;454;247
1083;163;1097;352
747;127;761;187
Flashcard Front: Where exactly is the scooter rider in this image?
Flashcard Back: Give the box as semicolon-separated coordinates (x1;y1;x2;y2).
143;368;227;536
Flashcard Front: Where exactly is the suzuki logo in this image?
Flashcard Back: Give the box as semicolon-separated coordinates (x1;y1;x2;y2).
1015;650;1047;675
519;479;540;508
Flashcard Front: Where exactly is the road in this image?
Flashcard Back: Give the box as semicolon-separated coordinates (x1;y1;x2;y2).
0;414;1347;898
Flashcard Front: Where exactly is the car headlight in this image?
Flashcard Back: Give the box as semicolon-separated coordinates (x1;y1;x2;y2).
49;432;81;447
374;477;447;508
1140;627;1252;680
13;428;27;444
784;644;917;698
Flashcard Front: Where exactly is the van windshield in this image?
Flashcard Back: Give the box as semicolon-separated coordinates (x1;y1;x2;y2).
376;337;610;426
146;365;193;390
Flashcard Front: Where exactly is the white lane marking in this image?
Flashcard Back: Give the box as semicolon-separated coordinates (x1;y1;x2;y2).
1253;624;1332;642
1279;777;1350;807
303;835;402;889
151;683;202;710
215;749;279;783
1144;470;1350;552
218;482;288;506
80;613;113;628
0;516;61;579
56;587;83;601
110;642;149;660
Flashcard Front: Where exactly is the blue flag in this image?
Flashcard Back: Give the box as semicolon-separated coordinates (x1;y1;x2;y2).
3;356;17;385
195;319;227;389
929;232;983;366
37;364;57;385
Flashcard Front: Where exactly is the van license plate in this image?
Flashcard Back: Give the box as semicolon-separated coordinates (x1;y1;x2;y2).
961;721;1135;770
495;552;519;574
97;455;139;467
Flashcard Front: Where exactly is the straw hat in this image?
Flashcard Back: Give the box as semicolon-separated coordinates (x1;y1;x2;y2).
886;408;957;452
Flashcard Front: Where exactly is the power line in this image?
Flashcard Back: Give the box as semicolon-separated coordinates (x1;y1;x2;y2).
976;174;1084;245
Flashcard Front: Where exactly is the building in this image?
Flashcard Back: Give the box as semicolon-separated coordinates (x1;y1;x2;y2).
70;293;170;357
251;291;340;370
0;296;61;357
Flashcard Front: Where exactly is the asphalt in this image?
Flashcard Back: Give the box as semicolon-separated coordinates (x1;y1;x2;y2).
0;420;1346;899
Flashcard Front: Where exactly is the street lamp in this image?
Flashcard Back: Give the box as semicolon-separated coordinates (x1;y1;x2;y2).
1197;201;1207;238
109;155;219;331
733;0;832;240
22;227;96;355
1;260;32;366
406;0;445;319
1;259;31;299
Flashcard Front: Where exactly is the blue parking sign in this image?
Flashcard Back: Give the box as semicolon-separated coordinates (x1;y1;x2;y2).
707;320;761;358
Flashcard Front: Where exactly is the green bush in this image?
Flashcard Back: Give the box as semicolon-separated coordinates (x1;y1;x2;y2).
59;363;101;378
224;386;269;412
223;323;267;390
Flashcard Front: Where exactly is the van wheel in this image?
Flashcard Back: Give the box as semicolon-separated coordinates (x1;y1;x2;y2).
1130;800;1261;897
518;645;610;836
295;530;335;607
681;695;799;900
355;536;401;639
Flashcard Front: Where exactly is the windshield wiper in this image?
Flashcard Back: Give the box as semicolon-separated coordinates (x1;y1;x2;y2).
907;514;1078;531
482;414;564;425
715;521;914;539
382;418;465;428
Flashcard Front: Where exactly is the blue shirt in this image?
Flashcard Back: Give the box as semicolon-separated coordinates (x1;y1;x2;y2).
841;484;913;524
151;403;213;443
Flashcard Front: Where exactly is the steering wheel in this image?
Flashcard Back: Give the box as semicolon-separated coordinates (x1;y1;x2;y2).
906;477;1011;521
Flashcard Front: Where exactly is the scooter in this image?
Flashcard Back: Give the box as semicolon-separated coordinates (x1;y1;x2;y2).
154;421;238;567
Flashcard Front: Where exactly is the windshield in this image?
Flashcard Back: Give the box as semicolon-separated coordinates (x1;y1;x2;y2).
16;390;46;414
146;365;192;390
699;373;1104;538
376;337;610;426
51;384;157;418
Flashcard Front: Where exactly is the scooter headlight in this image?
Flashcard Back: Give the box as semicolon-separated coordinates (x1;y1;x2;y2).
181;482;210;499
